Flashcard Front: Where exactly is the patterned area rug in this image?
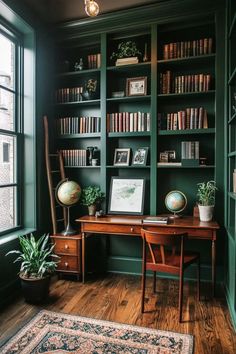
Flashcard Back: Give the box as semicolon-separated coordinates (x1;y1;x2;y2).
0;310;193;354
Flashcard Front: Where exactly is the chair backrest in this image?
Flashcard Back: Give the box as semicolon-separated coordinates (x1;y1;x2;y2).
141;228;188;266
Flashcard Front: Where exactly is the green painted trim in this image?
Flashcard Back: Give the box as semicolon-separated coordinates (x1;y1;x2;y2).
0;228;36;246
107;256;224;283
150;24;157;215
54;0;222;40
159;129;215;136
100;33;107;203
225;286;236;330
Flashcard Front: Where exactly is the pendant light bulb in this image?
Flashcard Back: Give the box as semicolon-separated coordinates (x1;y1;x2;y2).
85;0;99;17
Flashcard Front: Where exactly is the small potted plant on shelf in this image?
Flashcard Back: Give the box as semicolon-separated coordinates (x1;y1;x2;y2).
80;186;105;216
110;40;141;66
197;180;217;221
81;79;97;100
6;233;59;303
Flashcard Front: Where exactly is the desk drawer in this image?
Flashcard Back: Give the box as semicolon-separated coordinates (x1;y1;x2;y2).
53;239;78;255
145;226;213;239
57;255;79;272
83;223;141;235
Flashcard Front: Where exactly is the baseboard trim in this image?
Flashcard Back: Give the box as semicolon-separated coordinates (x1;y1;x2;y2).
224;286;236;331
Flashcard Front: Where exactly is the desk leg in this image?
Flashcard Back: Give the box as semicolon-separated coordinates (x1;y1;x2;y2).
82;232;85;283
212;238;216;297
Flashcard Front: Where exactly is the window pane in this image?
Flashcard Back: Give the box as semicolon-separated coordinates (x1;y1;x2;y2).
0;135;16;184
0;88;14;131
0;186;17;232
0;33;15;89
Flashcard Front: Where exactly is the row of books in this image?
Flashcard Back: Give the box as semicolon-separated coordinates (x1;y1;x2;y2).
107;112;151;133
57;116;101;135
61;149;88;166
162;37;213;60
55;87;83;103
158;107;208;130
88;53;101;69
181;141;199;159
160;71;211;94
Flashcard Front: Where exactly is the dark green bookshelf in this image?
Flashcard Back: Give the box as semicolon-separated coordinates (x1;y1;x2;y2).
52;0;226;293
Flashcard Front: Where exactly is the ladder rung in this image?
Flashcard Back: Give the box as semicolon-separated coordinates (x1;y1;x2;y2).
49;154;58;157
56;218;65;222
51;170;60;173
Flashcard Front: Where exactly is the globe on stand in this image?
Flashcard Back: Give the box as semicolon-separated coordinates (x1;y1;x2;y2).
165;190;187;219
56;179;81;235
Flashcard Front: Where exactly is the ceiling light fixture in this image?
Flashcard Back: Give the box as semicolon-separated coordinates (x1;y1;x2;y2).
84;0;99;17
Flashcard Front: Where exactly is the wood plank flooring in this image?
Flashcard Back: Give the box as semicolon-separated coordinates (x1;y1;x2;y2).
0;274;235;353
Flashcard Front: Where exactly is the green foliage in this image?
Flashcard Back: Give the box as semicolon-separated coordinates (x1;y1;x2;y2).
197;180;217;206
110;41;141;60
84;79;97;92
6;234;59;279
80;186;105;206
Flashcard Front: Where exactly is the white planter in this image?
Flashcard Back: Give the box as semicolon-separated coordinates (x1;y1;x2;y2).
198;205;214;222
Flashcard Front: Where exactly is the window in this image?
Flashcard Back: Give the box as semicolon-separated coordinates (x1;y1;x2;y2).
0;27;22;234
2;142;10;163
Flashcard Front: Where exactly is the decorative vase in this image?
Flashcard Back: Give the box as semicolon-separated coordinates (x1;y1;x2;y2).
198;205;214;222
81;91;96;101
88;204;97;216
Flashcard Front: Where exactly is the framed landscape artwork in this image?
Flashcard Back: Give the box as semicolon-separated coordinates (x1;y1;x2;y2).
108;177;145;215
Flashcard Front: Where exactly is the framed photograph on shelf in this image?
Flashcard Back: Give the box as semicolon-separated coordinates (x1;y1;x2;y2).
132;147;149;166
164;150;176;161
108;177;145;215
126;76;147;96
159;152;169;162
113;148;130;166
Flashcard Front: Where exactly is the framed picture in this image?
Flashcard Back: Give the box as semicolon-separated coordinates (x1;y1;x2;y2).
108;177;145;215
132;147;149;165
126;76;147;96
164;150;176;161
159;152;169;162
113;148;130;166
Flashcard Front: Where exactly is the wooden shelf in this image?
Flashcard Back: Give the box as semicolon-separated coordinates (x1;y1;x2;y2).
65;166;101;169
58;133;101;139
159;128;215;136
158;54;215;66
106;165;150;169
55;68;100;78
108;131;150;138
158;90;215;98
107;62;151;72
55;99;100;106
228;151;236;157
107;95;151;103
157;165;215;169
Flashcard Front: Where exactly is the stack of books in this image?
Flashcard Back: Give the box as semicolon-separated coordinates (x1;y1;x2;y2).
143;216;169;224
116;57;139;66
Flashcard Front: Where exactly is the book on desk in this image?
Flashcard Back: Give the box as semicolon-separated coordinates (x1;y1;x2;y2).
142;216;169;224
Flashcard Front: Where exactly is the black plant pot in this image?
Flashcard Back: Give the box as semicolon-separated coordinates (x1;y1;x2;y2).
20;275;50;304
81;91;97;101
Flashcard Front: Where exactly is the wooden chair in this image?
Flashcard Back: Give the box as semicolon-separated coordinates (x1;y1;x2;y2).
141;228;200;322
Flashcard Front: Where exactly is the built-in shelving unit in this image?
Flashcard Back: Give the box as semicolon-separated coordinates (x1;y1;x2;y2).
52;0;225;283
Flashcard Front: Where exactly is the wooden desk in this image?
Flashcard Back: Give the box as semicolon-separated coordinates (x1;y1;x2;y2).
76;215;220;296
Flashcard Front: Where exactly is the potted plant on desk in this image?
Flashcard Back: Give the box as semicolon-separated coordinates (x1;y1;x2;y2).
80;186;105;216
197;180;217;221
6;233;59;303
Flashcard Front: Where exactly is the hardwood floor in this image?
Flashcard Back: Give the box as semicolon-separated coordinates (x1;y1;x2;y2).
0;274;235;353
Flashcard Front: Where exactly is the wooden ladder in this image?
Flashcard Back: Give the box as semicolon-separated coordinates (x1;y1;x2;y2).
43;115;67;235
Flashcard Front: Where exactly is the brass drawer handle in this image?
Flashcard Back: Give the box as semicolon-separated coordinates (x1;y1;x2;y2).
65;244;69;250
65;262;69;268
131;227;134;232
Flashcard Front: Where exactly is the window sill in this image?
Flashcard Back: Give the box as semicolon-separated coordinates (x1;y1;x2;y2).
0;228;36;246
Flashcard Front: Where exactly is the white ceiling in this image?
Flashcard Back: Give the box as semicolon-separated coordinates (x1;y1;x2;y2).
22;0;162;23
